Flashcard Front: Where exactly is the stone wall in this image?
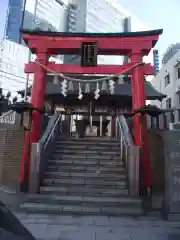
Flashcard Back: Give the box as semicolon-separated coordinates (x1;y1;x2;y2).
148;130;165;194
0;127;24;188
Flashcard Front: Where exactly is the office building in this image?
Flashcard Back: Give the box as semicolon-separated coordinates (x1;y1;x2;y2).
2;0;152;97
1;0;67;97
5;0;68;43
162;43;180;65
64;0;152;66
151;46;180;109
23;0;68;32
0;39;31;97
5;0;24;43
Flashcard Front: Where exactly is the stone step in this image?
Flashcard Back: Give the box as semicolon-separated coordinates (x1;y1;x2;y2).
50;154;123;161
54;145;121;151
46;165;125;173
19;202;143;216
52;149;121;155
48;157;123;164
56;140;120;145
40;186;129;197
47;161;124;171
24;194;141;207
57;137;119;143
51;154;122;160
43;178;127;188
44;171;126;180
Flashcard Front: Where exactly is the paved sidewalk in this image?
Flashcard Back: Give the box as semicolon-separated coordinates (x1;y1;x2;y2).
15;213;180;240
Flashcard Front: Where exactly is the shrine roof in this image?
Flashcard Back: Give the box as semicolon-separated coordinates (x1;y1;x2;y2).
21;28;163;47
18;80;166;101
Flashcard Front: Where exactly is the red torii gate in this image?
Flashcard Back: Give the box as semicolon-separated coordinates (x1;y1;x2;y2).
20;29;163;193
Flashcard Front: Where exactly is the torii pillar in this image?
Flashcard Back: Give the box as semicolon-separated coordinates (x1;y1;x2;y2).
20;51;49;192
20;29;163;194
130;51;151;195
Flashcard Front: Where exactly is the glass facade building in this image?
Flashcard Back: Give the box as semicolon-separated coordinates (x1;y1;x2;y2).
2;0;68;96
2;0;152;97
64;0;130;64
5;0;68;43
23;0;68;32
5;0;24;43
65;0;152;65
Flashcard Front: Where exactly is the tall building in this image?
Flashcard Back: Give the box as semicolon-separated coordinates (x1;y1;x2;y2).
5;0;24;43
64;0;152;65
65;0;130;64
23;0;68;32
2;0;152;98
1;0;67;96
0;39;31;97
162;43;180;65
151;47;180;109
5;0;68;43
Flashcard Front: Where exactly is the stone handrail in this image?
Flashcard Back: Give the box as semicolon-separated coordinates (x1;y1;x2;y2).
0;110;22;126
147;108;180;129
117;115;139;197
29;113;62;193
0;110;16;124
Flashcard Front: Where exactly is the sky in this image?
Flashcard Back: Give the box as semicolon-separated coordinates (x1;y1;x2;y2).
0;0;180;58
119;0;180;57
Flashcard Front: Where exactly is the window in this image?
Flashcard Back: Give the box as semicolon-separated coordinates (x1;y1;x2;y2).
166;98;171;109
165;73;170;87
177;67;180;79
176;93;180;105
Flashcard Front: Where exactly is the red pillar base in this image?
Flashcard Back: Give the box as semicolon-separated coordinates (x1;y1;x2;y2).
139;114;152;198
20;131;30;192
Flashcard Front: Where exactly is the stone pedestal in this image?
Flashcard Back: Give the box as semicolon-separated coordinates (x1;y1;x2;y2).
163;130;180;220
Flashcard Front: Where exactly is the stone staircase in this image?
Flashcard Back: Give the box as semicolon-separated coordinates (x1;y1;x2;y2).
17;137;143;217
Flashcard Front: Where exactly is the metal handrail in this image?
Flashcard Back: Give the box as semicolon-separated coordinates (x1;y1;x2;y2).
43;114;61;149
117;115;139;197
39;113;60;145
39;114;62;185
117;117;128;162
